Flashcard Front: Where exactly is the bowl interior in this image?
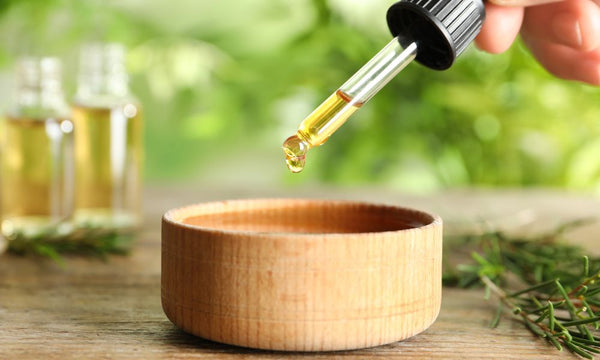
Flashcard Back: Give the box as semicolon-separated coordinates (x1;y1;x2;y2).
167;199;435;234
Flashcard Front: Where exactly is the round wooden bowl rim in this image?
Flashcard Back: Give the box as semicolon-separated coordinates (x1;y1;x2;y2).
162;198;442;238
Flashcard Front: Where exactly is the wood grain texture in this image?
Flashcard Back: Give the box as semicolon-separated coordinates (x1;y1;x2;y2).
161;199;443;351
1;185;599;359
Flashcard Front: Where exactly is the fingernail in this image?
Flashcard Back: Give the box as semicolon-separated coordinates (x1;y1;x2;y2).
552;13;583;49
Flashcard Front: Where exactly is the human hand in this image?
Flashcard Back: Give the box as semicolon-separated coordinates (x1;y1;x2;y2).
475;0;600;85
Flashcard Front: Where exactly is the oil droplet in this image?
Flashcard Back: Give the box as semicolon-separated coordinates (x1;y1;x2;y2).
281;90;361;174
282;134;309;173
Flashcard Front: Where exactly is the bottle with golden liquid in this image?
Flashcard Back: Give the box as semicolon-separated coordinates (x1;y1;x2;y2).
71;43;142;232
1;57;74;243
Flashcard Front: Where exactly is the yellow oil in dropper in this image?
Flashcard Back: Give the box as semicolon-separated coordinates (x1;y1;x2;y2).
283;90;362;172
282;40;417;173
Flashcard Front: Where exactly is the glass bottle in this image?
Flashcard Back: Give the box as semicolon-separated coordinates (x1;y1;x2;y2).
71;43;143;231
1;57;74;242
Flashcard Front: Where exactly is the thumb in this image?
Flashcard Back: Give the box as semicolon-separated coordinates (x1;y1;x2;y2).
475;4;524;53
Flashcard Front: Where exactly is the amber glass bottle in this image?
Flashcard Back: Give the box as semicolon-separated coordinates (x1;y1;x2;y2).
72;44;143;231
1;58;73;243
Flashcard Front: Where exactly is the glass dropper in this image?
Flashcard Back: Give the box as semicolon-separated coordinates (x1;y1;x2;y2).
282;0;486;173
282;38;417;173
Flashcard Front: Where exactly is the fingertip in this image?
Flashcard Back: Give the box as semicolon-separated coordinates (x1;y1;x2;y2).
525;40;600;85
578;60;600;86
568;1;600;52
475;4;524;54
522;0;600;52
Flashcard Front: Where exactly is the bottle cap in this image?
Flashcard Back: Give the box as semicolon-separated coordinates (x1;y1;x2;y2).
387;0;485;70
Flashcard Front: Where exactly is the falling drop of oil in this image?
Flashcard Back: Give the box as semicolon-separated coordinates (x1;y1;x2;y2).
282;135;309;173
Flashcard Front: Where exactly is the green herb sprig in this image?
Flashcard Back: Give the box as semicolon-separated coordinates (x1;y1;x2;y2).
444;219;600;359
7;225;133;263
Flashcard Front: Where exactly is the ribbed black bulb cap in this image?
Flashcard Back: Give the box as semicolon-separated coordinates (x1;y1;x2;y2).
387;0;485;70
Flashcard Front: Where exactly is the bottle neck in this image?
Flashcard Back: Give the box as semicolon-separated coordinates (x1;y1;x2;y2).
12;57;69;119
75;43;131;106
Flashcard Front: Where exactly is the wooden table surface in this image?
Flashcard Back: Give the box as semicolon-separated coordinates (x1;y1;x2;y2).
1;184;599;359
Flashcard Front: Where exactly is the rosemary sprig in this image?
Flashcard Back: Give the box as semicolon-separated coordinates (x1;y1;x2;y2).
444;219;600;358
7;225;134;262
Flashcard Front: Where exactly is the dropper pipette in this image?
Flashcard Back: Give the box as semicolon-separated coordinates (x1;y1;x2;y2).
283;0;486;173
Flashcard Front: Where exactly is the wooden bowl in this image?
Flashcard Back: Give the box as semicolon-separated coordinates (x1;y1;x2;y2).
161;199;442;351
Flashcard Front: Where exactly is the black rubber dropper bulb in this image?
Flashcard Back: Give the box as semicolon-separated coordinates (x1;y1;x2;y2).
387;0;486;70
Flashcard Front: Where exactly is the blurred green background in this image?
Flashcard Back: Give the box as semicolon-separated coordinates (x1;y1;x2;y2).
0;0;599;193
